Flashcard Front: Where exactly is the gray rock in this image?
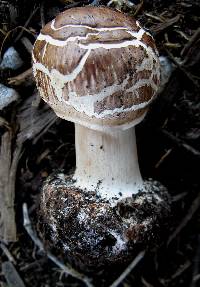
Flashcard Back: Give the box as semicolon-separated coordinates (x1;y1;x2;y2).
0;47;23;70
0;84;19;110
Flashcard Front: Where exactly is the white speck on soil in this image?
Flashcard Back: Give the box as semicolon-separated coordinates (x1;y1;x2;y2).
77;210;89;223
109;230;127;254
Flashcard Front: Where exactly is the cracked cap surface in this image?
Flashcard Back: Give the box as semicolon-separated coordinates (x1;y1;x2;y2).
33;6;160;130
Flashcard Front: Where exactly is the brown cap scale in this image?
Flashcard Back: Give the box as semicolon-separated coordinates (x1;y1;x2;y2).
33;7;170;270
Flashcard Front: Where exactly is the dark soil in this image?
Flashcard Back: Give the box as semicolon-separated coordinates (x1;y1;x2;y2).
0;0;200;286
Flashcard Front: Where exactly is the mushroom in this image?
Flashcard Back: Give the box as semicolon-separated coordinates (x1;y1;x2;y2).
32;7;171;270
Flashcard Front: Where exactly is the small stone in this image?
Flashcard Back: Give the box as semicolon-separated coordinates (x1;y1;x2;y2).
0;84;19;110
158;56;175;93
0;47;23;70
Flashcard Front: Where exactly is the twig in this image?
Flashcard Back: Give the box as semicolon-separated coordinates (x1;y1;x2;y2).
155;148;172;168
109;251;145;287
181;28;200;57
171;260;191;280
8;68;34;86
20;258;46;271
22;203;93;287
151;14;180;35
40;1;45;28
145;13;165;22
0;243;16;264
141;277;154;287
0;117;10;129
172;192;188;202
162;130;200;158
0;26;35;58
168;192;200;245
165;49;199;88
14;6;39;43
133;0;143;16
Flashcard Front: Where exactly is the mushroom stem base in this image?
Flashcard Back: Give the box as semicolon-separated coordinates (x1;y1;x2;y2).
38;173;171;271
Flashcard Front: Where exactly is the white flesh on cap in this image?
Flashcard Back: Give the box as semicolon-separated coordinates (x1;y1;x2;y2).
73;123;143;205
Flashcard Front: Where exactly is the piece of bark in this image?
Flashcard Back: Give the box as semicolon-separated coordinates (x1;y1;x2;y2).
8;68;34;87
2;261;26;287
0;91;57;243
17;92;58;144
0;131;17;242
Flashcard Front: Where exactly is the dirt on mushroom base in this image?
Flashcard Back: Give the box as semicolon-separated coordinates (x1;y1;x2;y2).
38;172;170;273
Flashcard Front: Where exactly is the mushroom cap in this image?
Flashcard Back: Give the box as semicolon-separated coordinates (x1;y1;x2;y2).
33;7;160;130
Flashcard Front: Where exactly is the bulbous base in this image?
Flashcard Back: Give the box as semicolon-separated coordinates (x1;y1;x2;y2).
38;172;171;271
